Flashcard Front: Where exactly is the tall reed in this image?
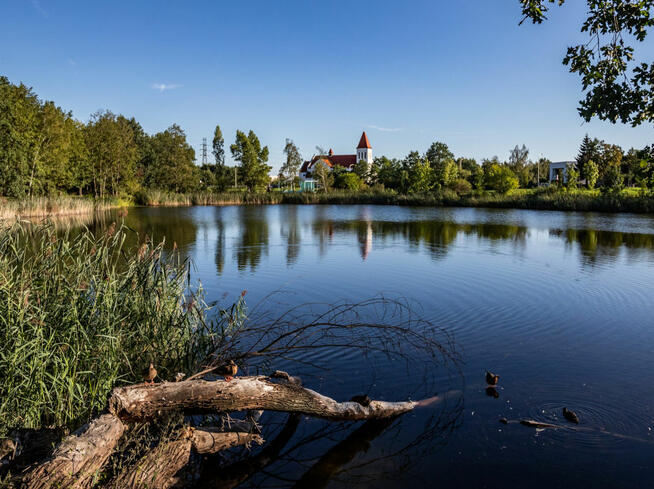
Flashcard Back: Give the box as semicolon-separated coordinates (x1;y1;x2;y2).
0;223;217;434
0;196;121;220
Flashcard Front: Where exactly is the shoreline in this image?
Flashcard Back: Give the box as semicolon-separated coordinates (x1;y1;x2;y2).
2;189;654;219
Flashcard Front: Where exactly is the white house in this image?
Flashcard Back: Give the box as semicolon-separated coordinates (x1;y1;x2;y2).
299;132;373;190
549;161;576;183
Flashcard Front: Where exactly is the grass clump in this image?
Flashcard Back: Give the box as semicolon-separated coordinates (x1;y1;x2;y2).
0;222;222;435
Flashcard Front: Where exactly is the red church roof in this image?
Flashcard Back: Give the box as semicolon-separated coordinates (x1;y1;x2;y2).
357;131;371;149
300;154;356;174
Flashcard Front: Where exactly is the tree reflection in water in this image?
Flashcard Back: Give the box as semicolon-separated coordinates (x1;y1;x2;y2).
48;208;654;271
235;207;270;272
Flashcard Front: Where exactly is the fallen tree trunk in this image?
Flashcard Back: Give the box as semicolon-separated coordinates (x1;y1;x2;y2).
109;377;416;421
107;429;262;489
22;373;417;488
23;414;124;489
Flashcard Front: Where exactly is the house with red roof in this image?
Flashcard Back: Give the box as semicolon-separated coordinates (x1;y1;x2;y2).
299;132;372;190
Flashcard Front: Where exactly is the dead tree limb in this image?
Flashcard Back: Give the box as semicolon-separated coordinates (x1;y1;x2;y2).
191;429;263;455
109;377;417;421
23;414;124;489
107;429;262;489
23;374;416;488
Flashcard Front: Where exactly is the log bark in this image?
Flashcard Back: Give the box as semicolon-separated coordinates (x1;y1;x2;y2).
190;429;263;455
109;377;416;421
23;414;124;489
107;429;262;489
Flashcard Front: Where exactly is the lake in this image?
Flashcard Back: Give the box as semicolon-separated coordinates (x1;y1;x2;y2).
81;205;654;488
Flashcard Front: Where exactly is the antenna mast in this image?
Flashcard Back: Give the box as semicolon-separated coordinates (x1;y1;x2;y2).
201;138;208;165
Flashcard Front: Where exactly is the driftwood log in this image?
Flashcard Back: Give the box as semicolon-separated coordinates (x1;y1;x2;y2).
23;414;125;489
109;376;416;421
22;374;421;489
107;429;263;489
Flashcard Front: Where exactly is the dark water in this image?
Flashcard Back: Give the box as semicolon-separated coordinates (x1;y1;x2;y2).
84;205;654;488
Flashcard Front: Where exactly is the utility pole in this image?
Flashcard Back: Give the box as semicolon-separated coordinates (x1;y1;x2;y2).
201;138;208;166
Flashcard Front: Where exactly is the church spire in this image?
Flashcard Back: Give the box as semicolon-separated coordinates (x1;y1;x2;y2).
357;131;371;149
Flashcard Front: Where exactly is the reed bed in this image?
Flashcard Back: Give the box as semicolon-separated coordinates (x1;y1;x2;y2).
0;196;121;220
0;223;223;434
133;188;654;213
134;190;283;206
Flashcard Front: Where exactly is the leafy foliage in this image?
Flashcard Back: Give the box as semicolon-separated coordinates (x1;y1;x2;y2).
519;0;654;125
230;130;271;191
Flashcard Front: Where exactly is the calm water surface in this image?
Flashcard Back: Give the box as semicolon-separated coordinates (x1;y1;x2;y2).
86;205;654;488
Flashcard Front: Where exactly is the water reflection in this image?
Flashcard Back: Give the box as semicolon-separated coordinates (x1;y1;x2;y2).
40;207;654;273
235;207;269;272
280;206;301;266
550;227;654;266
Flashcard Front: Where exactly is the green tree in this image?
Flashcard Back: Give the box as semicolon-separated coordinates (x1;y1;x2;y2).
566;163;579;189
598;143;624;185
0;77;41;197
372;156;402;190
576;135;602;181
230;130;271;191
584;159;599;189
333;169;361;190
485;164;519;193
205;125;231;191
519;0;654;126
85;111;139;197
426;141;454;167
352;159;370;183
602;164;624;193
426;141;455;187
407;156;434;193
471;165;485;189
212;125;225;166
147;124;199;193
312;160;333;192
508;144;531;187
281;138;303;190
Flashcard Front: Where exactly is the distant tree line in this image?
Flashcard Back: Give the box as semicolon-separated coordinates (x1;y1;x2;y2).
0;76;271;198
301;137;654;195
3;75;653;200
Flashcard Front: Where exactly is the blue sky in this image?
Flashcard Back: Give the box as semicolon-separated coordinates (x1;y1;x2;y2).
1;0;652;172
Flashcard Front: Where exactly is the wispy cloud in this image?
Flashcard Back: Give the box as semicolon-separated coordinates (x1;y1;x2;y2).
152;83;182;92
31;0;48;18
68;58;76;67
368;124;402;133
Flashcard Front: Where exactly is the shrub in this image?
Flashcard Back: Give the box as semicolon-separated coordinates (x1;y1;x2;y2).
485;164;519;193
450;178;472;195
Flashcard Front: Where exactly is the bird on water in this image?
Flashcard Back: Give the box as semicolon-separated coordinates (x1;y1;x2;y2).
563;407;579;424
485;371;499;386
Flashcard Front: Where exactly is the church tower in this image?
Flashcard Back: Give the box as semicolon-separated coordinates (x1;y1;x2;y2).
356;131;372;165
